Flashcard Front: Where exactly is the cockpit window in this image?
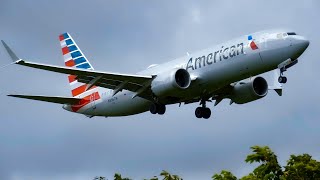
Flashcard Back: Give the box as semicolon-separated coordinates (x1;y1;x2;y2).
287;32;297;35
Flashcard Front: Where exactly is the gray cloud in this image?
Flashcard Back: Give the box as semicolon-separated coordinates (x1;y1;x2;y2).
0;0;319;179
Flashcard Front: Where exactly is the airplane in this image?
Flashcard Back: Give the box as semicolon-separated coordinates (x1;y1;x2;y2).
1;29;309;119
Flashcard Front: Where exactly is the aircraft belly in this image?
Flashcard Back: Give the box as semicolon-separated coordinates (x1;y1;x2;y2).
98;93;150;116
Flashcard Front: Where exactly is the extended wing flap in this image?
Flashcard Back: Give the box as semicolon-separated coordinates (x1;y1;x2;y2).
77;76;143;91
8;94;81;104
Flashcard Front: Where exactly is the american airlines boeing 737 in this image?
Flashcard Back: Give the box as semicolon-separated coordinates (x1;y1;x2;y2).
1;29;309;119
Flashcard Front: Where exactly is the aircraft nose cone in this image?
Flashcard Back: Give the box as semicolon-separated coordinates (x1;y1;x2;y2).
294;36;310;50
301;39;310;49
290;36;309;59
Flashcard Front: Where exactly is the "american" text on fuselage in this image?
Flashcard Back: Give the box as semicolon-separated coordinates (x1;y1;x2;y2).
186;42;244;71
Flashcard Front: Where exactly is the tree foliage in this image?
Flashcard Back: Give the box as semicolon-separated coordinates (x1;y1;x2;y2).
212;170;237;180
95;146;320;180
143;170;182;180
93;177;106;180
159;170;182;180
244;146;283;179
212;145;320;180
283;154;320;179
114;173;131;180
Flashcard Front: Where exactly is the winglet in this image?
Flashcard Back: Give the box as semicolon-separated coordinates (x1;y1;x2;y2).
1;40;20;62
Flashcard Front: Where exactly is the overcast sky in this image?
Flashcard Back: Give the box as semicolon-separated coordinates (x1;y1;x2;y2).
0;0;319;179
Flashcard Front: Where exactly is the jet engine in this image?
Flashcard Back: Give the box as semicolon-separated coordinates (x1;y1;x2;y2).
230;76;268;104
151;68;191;97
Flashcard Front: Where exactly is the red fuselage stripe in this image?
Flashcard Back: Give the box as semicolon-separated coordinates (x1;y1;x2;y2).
71;92;100;112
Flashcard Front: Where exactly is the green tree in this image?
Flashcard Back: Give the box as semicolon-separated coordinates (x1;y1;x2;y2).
114;173;131;180
212;170;237;180
240;173;260;180
159;170;182;180
283;154;320;179
144;176;159;180
94;177;106;180
244;146;283;180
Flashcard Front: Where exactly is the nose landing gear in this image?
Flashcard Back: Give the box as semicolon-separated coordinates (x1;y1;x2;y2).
278;75;287;84
278;67;288;84
277;59;298;84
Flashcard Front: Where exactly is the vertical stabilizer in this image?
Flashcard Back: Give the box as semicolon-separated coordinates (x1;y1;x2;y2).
59;33;95;97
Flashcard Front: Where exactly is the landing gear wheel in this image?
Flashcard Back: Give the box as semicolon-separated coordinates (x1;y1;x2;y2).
195;107;211;119
195;107;203;118
157;104;166;115
282;76;287;83
149;103;158;114
149;103;166;115
278;76;287;84
195;97;213;119
202;108;211;119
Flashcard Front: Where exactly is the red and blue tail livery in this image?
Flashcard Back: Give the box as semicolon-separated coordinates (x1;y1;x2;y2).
59;33;96;97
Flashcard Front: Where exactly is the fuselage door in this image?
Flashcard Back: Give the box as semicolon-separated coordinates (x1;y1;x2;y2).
239;35;264;76
259;33;269;51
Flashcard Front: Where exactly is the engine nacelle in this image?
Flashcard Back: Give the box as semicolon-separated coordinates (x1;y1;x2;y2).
151;68;191;97
230;76;268;104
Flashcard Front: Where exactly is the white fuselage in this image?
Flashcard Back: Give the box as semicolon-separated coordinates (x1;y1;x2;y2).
63;30;309;117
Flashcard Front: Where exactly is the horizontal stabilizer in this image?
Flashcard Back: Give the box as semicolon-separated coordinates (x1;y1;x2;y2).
8;94;81;104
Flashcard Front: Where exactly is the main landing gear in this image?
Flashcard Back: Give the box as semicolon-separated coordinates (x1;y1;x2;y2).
149;103;166;115
278;67;287;84
195;99;211;119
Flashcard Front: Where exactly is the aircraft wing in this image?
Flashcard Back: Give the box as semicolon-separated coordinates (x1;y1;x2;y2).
15;60;154;99
15;60;152;83
8;94;81;104
2;40;154;99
